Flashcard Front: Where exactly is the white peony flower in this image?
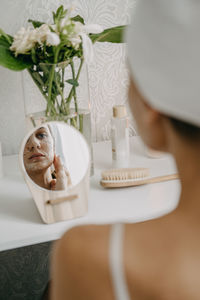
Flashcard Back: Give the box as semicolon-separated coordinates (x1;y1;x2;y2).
46;32;60;46
10;27;35;56
10;24;53;56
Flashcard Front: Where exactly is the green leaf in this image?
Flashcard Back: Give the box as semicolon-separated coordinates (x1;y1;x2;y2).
90;25;126;44
0;29;13;45
0;35;11;48
56;5;64;17
71;15;85;25
53;5;67;23
66;79;79;87
31;47;37;64
0;45;32;71
28;19;44;28
31;71;45;86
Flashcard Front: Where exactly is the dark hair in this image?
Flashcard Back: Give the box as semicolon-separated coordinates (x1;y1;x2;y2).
169;117;200;140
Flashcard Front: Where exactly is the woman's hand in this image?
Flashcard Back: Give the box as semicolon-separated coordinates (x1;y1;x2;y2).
50;155;71;190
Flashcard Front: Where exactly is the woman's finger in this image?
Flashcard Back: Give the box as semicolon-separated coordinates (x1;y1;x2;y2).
65;169;72;186
52;155;71;190
54;155;64;175
50;179;57;190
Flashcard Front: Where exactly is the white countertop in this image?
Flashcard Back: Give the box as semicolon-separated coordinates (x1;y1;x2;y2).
0;137;180;252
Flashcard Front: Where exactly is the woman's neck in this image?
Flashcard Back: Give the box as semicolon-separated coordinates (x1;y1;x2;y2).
170;135;200;220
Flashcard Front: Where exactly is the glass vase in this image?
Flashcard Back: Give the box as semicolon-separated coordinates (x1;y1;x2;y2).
24;58;94;175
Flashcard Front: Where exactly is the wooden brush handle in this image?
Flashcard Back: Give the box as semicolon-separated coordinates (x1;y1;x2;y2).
146;173;179;184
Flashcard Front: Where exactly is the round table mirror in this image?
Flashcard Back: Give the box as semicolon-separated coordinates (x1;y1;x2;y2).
19;122;90;223
21;122;90;191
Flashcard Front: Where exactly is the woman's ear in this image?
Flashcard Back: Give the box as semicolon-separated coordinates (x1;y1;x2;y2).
143;106;168;151
128;77;169;152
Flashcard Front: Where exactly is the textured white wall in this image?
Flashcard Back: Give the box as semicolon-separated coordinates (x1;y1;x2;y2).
0;0;136;155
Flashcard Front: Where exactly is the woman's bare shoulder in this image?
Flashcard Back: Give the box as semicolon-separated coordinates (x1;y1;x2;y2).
124;215;185;298
50;221;160;298
51;224;115;300
59;224;111;258
51;216;175;300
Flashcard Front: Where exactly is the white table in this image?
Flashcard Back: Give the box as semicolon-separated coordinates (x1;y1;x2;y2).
0;137;180;252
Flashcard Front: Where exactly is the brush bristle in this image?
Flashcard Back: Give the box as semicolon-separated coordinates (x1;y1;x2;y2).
101;168;149;182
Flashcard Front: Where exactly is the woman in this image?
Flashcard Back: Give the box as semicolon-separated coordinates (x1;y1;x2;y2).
23;125;71;190
51;1;200;299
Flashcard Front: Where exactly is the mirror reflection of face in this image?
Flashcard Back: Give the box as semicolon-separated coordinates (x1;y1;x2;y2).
22;122;90;191
23;126;54;175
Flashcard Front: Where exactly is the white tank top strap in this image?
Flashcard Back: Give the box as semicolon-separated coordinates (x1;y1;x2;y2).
109;223;131;300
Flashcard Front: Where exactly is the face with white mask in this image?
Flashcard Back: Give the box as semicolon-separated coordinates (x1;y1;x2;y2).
23;126;54;175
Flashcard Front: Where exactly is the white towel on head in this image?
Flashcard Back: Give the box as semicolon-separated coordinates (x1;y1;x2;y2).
126;0;200;127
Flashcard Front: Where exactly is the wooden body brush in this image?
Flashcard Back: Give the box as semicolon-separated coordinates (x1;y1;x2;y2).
100;168;179;188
